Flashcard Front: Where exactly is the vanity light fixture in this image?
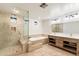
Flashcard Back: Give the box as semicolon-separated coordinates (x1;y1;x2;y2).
52;11;79;21
70;15;74;17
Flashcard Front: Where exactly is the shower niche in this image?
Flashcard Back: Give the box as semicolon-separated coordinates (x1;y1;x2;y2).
11;27;16;32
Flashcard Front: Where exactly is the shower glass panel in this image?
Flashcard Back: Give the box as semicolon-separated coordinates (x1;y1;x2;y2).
23;11;29;52
23;11;29;38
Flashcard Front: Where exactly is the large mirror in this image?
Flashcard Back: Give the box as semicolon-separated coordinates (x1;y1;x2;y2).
63;21;79;34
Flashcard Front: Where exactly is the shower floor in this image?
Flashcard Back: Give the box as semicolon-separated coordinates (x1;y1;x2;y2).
19;44;75;56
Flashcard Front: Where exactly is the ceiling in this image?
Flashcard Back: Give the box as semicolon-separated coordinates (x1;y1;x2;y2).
0;3;78;20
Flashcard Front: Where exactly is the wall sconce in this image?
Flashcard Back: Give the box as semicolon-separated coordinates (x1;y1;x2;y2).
34;21;38;25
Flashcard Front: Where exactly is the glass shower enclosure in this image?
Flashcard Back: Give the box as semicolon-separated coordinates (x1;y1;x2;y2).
23;11;29;52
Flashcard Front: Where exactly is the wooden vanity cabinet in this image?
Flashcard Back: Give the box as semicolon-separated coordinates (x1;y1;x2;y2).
48;35;63;48
48;36;56;46
48;35;79;56
77;43;79;55
63;38;77;54
56;37;63;48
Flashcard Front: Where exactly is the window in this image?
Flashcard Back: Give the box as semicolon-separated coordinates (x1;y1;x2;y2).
52;23;63;32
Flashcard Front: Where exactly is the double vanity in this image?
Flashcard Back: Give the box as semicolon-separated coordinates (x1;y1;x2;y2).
48;33;79;56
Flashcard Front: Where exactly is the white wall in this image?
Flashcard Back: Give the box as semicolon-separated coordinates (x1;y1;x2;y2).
29;19;42;35
29;3;79;35
41;20;52;34
49;3;79;19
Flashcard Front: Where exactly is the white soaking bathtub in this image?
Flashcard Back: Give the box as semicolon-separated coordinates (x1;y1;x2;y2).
28;36;48;52
29;36;48;41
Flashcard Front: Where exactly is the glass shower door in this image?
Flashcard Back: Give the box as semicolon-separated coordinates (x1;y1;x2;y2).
23;11;29;38
23;11;29;52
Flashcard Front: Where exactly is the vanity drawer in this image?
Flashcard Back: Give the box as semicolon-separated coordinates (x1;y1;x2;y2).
56;39;63;48
63;38;78;43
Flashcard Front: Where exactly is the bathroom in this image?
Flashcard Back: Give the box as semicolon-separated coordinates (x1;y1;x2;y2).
0;3;79;56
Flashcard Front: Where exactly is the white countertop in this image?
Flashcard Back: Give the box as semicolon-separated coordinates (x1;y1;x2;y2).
49;33;79;39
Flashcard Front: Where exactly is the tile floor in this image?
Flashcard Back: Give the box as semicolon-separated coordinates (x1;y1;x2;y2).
19;44;75;56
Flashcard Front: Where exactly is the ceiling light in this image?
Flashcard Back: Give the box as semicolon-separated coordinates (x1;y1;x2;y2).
40;3;48;8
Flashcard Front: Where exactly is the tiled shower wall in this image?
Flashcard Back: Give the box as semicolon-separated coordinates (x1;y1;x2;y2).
0;12;24;55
